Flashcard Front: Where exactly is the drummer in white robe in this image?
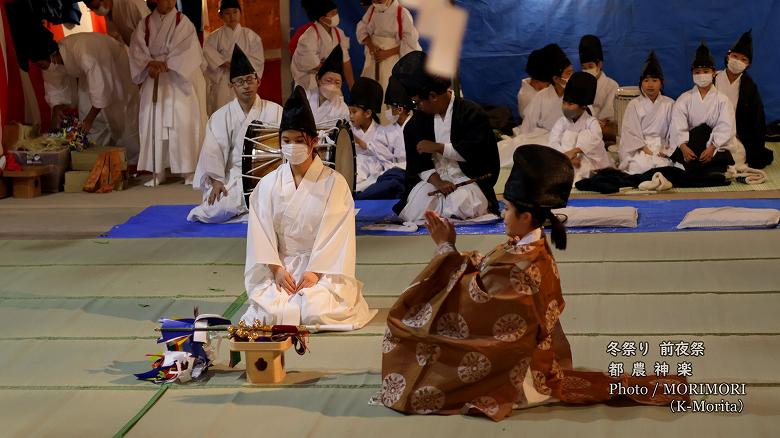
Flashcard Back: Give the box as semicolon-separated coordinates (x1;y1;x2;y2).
203;0;264;115
32;33;140;164
517;47;551;121
356;0;420;99
129;0;208;186
579;35;619;141
669;43;745;173
305;46;350;127
618;51;676;174
84;0;150;46
348;77;400;197
292;0;354;90
548;72;614;183
188;46;282;224
518;44;572;136
241;86;375;328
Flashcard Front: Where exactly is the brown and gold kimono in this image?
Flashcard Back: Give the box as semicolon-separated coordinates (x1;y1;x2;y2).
381;233;689;421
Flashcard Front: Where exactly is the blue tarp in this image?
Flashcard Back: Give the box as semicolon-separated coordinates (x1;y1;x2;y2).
104;198;780;239
290;0;780;122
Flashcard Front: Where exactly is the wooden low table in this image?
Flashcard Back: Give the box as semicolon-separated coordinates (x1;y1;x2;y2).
229;338;293;384
3;166;53;198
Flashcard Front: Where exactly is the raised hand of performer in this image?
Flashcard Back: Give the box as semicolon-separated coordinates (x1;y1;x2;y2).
425;210;456;247
416;140;444;154
271;265;296;295
208;178;229;205
296;271;321;293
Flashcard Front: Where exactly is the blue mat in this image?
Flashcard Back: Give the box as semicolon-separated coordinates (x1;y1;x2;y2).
104;199;780;239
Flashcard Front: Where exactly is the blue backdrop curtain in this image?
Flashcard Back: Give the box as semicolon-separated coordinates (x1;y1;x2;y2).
289;0;780;122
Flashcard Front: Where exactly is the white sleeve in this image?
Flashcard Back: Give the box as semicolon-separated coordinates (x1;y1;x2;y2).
292;28;321;75
577;119;606;158
247;31;265;81
599;80;618;120
356;9;371;44
711;97;734;150
670;95;690;149
399;8;422;55
547;117;565;150
518;92;542;135
443;143;465;162
618;100;645;161
337;28;351;62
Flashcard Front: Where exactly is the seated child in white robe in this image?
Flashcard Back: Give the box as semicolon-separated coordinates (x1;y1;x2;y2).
349;77;397;195
618;51;676;174
188;46;283;224
548;72;614;183
306;46;350;128
579;34;619;141
241;86;375;328
516;47;551;121
518;44;572;137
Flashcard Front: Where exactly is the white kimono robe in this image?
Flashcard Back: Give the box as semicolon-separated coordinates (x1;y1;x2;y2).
305;87;349;127
618;94;675;174
106;0;150;46
670;85;746;167
203;24;265;115
715;70;740;110
352;120;395;192
549;112;613;182
517;78;546;120
188;97;283;223
356;1;420;93
518;85;563;136
383;113;410;170
42;33;140;163
593;72;619;121
241;157;375;328
291;22;351;91
129;10;208;176
399;96;489;222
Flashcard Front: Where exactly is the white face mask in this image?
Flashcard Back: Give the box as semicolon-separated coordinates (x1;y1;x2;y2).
95;5;110;16
282;142;311;165
374;2;390;12
319;83;341;101
583;67;600;78
327;14;340;27
727;58;748;75
693;73;713;88
384;108;399;124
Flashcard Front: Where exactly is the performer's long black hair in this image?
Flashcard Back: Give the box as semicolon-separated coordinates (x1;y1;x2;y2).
507;201;568;251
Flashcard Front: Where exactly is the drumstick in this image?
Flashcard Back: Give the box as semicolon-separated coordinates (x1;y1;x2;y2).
427;173;493;196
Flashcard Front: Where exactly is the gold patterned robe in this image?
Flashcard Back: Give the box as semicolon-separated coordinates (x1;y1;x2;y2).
381;235;689;421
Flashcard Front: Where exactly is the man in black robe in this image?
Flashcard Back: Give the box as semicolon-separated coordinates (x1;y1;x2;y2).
391;51;499;221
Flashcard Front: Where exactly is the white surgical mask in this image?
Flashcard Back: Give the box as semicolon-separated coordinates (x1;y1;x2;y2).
95;5;110;16
583;67;600;78
319;83;341;101
693;73;713;88
374;3;390;13
384;108;399;125
727;58;748;75
328;14;340;27
282;143;310;165
557;76;569;87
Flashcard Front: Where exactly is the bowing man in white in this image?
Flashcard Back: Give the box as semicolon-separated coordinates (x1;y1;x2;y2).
129;0;208;186
578;35;619;141
356;0;420;95
305;46;350;127
670;43;745;174
188;46;283;224
203;0;265;115
619;51;676;174
548;72;613;183
348;77;398;197
519;44;573;136
292;0;355;90
241;86;375;328
31;33;141;164
517;47;551;121
84;0;150;46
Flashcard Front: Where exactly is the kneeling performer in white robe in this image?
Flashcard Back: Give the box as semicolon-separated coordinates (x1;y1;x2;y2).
188;46;283;224
241;86;375;329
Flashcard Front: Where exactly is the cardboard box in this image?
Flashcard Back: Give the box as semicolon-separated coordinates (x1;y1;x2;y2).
10;148;70;193
71;146;127;171
64;171;91;193
2;123;39;150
